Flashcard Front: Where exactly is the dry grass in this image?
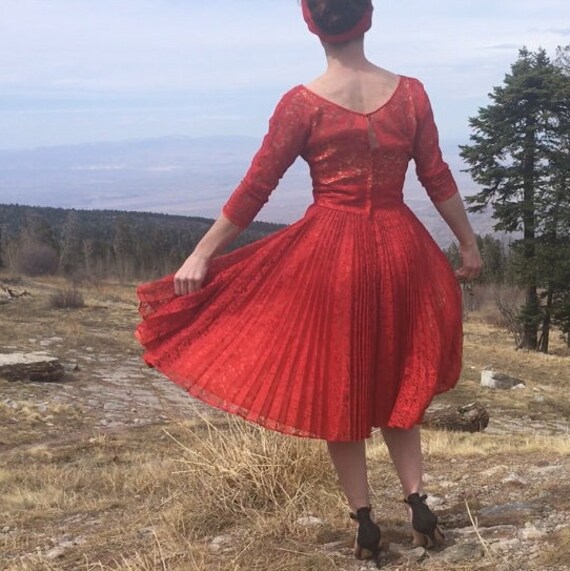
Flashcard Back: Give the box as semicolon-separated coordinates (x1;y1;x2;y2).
0;274;569;570
2;414;569;571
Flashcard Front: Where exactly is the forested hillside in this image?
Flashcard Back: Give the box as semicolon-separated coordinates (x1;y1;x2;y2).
0;203;283;280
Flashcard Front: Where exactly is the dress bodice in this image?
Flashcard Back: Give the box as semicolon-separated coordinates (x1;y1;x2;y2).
222;75;458;228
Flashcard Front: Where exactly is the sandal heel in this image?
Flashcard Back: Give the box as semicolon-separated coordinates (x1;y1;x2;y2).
405;493;445;549
349;506;382;561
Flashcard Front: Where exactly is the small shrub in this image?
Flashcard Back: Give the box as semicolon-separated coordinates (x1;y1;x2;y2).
475;284;525;344
49;287;85;309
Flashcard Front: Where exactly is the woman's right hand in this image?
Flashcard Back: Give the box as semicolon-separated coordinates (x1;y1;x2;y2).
174;252;210;296
455;241;483;282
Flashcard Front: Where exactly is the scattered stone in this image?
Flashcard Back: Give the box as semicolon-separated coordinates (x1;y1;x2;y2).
502;472;528;486
427;495;444;508
209;534;233;552
481;369;526;390
45;546;66;559
389;543;426;561
480;524;517;541
520;523;547;541
321;540;346;552
1;526;11;533
531;464;562;475
478;502;538;526
438;542;484;563
0;352;65;382
481;465;509;478
494;537;522;550
63;362;80;373
39;337;64;348
404;546;426;561
296;515;323;526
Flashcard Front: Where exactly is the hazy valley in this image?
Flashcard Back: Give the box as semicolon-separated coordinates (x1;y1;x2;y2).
0;135;501;247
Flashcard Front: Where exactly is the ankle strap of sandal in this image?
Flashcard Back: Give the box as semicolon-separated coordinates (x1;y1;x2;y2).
404;493;428;505
349;505;373;520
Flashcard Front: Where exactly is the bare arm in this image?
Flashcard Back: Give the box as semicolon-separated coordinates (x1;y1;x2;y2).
173;88;310;297
173;213;243;296
193;212;244;260
411;79;482;281
433;192;482;281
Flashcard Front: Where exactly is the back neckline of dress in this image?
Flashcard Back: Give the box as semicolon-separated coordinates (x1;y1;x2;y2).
299;75;405;117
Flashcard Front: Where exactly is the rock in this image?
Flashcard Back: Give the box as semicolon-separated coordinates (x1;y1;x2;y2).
438;542;484;563
403;546;426;561
501;472;528;486
45;546;66;559
422;402;489;432
63;362;80;373
0;352;65;382
494;538;522;550
39;337;64;347
296;515;323;526
481;465;509;477
520;523;547;541
320;540;346;552
481;370;526;390
389;543;426;561
209;534;233;552
478;502;538;526
531;464;561;475
427;495;444;508
480;524;517;541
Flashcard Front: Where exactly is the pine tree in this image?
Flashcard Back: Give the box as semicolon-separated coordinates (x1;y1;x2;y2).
460;46;570;352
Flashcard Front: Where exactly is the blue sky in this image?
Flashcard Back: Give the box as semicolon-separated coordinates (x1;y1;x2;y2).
0;0;568;150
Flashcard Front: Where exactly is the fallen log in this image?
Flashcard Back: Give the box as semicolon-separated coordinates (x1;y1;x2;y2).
0;284;32;302
422;402;489;432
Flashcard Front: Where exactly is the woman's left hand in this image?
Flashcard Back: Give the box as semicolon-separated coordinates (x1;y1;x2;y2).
455;242;483;282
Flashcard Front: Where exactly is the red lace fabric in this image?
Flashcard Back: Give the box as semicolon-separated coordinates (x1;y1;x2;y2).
135;75;463;441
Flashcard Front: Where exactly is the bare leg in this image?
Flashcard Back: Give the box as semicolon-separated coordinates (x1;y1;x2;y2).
380;425;424;499
326;439;383;558
380;425;424;528
326;440;370;513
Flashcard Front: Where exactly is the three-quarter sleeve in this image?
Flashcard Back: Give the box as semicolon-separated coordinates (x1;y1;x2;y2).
222;88;312;228
412;81;459;203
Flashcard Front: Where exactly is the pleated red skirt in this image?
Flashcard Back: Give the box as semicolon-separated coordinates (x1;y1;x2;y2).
135;202;463;441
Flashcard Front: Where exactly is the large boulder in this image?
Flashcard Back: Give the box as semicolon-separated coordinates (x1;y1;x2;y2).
0;352;65;382
481;370;525;390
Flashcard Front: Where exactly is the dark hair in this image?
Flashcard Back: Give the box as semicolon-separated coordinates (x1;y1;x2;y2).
306;0;371;35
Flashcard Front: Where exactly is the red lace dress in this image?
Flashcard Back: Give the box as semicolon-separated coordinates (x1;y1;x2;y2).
135;75;463;441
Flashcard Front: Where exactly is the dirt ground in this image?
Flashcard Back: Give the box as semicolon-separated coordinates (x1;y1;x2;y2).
0;277;569;571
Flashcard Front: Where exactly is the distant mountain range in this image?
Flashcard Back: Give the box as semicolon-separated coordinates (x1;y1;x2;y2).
0;135;503;247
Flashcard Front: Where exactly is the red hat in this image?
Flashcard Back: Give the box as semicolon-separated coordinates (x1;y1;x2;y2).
301;0;373;44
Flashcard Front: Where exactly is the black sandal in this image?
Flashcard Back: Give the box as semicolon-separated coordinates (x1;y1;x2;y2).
404;493;445;549
349;505;383;562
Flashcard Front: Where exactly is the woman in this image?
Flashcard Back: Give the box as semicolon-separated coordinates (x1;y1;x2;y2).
135;0;482;562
